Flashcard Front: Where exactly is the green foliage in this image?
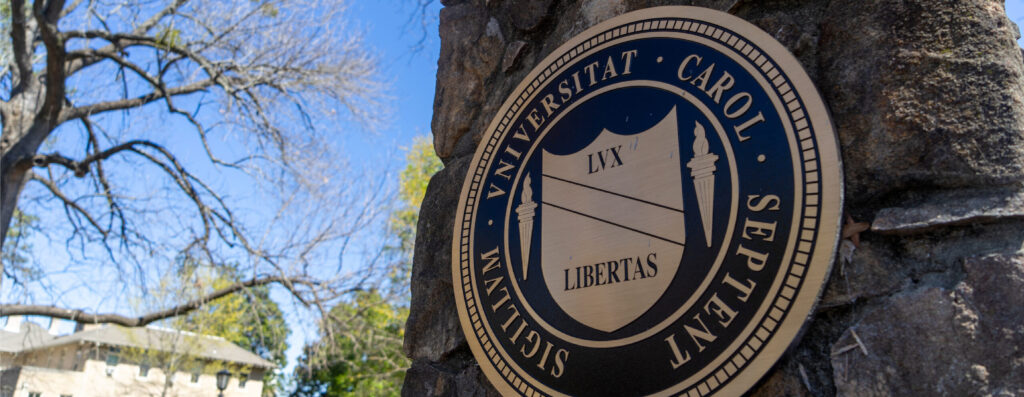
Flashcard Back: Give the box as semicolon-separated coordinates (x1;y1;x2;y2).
249;0;280;17
172;264;290;396
2;210;41;284
259;2;280;17
155;26;182;50
387;137;443;288
398;137;442;210
292;290;410;397
290;138;438;396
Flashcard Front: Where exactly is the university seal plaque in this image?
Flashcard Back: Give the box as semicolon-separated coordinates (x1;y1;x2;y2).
451;6;842;396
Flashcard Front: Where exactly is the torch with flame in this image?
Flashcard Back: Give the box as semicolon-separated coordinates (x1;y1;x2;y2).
516;173;538;279
687;121;719;247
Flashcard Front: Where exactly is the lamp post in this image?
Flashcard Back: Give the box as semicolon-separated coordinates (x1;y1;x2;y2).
216;370;230;397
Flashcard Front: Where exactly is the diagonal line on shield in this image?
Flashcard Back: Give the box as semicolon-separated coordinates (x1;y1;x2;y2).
542;173;684;214
540;201;685;247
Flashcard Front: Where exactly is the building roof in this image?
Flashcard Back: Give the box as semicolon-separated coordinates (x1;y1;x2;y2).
0;322;53;353
2;320;274;368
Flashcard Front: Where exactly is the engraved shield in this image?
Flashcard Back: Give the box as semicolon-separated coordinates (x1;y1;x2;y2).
537;106;685;333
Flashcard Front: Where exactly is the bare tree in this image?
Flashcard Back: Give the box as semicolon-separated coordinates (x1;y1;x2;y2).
0;0;393;334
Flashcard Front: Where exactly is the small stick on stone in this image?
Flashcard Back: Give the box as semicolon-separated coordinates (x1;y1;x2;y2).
831;344;859;356
850;328;870;356
798;363;813;394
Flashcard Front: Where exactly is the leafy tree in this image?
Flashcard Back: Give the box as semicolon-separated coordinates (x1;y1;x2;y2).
174;265;290;396
385;136;444;297
292;137;441;396
108;262;289;397
292;291;409;397
1;0;395;356
1;209;40;287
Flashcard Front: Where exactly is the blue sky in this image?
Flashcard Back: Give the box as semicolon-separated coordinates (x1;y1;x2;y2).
1011;0;1024;45
277;0;444;373
329;1;443;163
273;0;444;374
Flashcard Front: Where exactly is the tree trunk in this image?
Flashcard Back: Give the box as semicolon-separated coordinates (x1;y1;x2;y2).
0;151;31;248
1;89;54;270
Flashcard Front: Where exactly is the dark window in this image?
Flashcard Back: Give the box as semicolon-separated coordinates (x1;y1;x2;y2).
61;395;73;397
239;373;248;388
28;393;41;397
105;352;119;366
191;373;200;383
139;363;150;377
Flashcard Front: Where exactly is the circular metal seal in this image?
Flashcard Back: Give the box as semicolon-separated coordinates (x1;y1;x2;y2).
451;6;842;396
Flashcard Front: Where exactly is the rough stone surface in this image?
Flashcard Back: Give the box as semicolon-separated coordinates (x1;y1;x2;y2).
404;156;472;363
831;253;1024;396
818;0;1024;203
407;0;1024;395
432;3;505;160
748;359;814;397
403;357;502;397
501;0;555;32
501;40;527;73
820;241;905;308
871;186;1024;235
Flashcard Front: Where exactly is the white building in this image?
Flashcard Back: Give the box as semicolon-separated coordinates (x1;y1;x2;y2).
0;316;274;397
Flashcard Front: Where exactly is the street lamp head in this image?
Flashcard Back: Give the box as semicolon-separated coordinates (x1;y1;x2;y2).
216;369;231;391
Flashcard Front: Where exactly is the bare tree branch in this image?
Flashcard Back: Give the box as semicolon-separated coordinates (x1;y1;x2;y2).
58;0;86;19
2;2;393;374
33;0;68;127
9;0;35;96
62;79;218;121
28;171;106;236
0;275;326;327
31;139;156;176
132;0;189;35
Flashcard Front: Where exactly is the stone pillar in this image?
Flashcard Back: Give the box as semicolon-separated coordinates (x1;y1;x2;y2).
403;0;1024;395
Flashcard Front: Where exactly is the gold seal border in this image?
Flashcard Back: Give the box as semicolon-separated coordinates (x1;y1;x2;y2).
450;6;843;397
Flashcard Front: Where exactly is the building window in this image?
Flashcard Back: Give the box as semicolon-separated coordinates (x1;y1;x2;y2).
191;373;200;383
28;393;41;397
105;350;119;377
106;352;119;366
61;395;73;397
239;373;248;388
139;362;150;377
